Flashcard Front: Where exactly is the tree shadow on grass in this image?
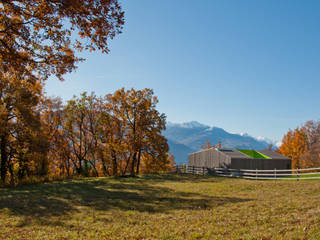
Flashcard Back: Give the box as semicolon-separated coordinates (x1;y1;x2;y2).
0;176;252;225
135;173;229;183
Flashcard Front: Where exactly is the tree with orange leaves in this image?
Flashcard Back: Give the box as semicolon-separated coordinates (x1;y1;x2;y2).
104;88;168;176
1;0;125;184
280;120;320;169
0;73;46;183
279;127;309;169
0;0;124;81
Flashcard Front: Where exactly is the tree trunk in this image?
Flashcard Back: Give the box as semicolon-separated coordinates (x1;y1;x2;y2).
83;159;89;177
101;157;108;176
112;151;117;176
17;156;27;180
136;149;142;175
40;156;48;176
8;162;14;186
130;151;137;176
0;135;8;183
122;152;132;176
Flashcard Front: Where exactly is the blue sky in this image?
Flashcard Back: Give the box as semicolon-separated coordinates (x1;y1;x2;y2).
45;0;320;142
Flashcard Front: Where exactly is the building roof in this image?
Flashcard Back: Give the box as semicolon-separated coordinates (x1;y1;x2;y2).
218;148;251;159
189;147;291;160
218;148;290;160
258;150;291;160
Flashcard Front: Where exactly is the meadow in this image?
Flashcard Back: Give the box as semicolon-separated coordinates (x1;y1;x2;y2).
0;174;320;240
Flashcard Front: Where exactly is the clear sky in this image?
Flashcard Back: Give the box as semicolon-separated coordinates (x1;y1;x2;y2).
45;0;320;142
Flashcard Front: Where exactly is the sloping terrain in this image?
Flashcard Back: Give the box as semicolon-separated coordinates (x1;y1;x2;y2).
1;175;320;240
167;139;194;165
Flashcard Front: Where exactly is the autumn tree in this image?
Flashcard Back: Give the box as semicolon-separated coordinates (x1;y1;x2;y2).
280;128;308;169
0;0;124;81
141;134;170;174
200;140;211;150
124;88;167;176
1;86;170;183
104;88;169;176
279;121;320;169
303;121;320;149
40;97;73;177
63;92;100;176
1;0;125;184
0;73;45;183
299;121;320;167
200;140;222;150
100;95;128;176
167;154;177;170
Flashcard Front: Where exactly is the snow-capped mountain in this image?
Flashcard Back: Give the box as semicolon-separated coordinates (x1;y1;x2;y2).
167;121;209;129
255;136;282;148
164;121;273;165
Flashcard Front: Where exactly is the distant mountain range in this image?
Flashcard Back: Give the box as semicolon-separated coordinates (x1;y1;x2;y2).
163;121;276;165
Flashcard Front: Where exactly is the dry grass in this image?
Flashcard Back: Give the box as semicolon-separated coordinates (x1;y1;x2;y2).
0;174;320;240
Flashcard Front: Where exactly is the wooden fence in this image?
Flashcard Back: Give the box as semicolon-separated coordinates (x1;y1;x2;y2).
175;165;320;180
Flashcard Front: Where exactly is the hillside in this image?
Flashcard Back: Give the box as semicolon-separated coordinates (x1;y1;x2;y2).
1;175;319;239
167;139;194;165
164;121;270;164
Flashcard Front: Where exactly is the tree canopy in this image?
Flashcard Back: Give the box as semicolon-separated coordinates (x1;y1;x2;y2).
279;120;320;169
0;0;124;81
0;88;172;184
0;2;175;185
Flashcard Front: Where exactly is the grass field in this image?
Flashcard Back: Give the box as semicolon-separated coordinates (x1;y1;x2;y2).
1;174;320;240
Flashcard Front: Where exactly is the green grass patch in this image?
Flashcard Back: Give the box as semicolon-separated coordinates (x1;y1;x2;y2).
0;174;320;239
237;149;271;159
285;173;320;179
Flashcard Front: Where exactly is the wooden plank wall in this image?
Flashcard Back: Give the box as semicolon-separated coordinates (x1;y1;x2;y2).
188;148;231;168
231;158;291;170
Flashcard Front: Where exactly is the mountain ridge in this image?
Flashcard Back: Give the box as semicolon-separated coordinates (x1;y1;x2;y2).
164;121;272;165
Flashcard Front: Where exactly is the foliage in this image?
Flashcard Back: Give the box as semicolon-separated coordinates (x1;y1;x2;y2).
0;73;48;184
0;87;172;184
0;0;127;184
279;120;320;168
0;0;124;81
104;88;169;176
200;140;222;150
200;140;212;150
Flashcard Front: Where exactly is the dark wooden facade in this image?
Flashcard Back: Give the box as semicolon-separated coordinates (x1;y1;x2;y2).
188;148;291;170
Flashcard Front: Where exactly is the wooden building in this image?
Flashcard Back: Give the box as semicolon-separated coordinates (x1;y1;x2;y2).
188;148;291;170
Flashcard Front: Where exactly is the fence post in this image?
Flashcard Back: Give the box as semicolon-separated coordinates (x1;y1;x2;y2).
274;168;277;181
256;169;258;180
202;167;205;175
193;165;195;175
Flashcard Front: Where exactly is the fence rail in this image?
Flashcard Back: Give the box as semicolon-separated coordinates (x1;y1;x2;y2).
175;165;320;180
